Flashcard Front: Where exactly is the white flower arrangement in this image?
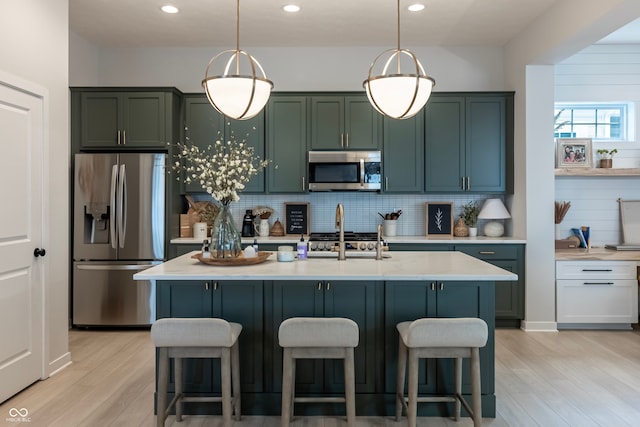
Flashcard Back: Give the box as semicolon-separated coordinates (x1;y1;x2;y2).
172;126;269;205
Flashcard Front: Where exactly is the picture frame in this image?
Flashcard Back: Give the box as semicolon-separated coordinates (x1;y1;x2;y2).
425;202;453;238
556;138;592;168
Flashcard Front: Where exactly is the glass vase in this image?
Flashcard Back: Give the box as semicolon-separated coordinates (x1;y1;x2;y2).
210;201;242;259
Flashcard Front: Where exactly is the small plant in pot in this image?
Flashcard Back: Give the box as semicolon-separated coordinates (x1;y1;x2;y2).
461;201;480;237
596;149;617;168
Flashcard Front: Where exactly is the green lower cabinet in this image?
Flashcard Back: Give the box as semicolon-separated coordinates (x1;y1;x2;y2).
384;280;495;416
270;280;382;397
156;280;264;399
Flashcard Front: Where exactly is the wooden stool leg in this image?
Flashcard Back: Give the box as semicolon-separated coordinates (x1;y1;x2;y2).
175;357;183;422
156;348;169;427
281;348;293;427
231;341;241;420
395;339;407;421
344;348;356;427
471;347;482;427
454;357;462;421
407;349;419;427
221;348;232;427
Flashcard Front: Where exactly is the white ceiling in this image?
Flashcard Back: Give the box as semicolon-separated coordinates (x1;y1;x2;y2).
70;0;574;48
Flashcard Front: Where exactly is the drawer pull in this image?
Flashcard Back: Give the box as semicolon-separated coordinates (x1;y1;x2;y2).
479;251;496;255
583;282;614;285
582;269;613;272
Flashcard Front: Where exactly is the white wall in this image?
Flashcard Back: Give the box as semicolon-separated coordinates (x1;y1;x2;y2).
0;0;70;374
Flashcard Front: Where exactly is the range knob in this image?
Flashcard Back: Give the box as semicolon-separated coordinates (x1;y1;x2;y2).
358;242;367;251
310;242;318;251
367;242;375;251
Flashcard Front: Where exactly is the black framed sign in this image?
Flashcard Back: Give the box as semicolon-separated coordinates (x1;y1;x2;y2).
425;202;453;238
284;202;310;235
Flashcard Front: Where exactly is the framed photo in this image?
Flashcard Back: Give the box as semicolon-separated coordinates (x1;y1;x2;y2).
556;138;592;168
425;202;453;238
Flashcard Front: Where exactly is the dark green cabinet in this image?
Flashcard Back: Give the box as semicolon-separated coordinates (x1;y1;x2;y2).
310;96;381;150
74;91;170;149
156;280;264;393
383;114;424;193
270;280;382;394
182;95;265;193
425;94;507;193
455;244;524;326
266;95;308;193
384;281;495;401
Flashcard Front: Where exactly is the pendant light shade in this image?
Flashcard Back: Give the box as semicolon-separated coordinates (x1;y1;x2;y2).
202;0;273;120
363;0;435;120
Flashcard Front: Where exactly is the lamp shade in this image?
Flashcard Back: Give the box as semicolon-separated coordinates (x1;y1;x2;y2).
478;199;511;219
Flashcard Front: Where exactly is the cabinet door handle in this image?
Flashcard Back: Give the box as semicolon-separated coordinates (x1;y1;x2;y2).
205;282;210;290
439;283;444;291
123;129;126;145
302;176;306;191
460;177;465;190
385;176;389;190
317;282;322;290
583;282;614;285
582;269;613;272
213;281;219;290
466;176;470;190
430;282;435;291
326;282;331;290
345;133;349;148
117;130;121;145
479;251;496;255
340;133;344;148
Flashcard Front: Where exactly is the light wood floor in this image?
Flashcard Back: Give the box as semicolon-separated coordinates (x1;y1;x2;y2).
2;327;640;426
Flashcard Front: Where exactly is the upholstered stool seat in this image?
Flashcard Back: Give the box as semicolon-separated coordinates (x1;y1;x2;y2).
278;317;359;427
151;318;242;427
396;317;488;427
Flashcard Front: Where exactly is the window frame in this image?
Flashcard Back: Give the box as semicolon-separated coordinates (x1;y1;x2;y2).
554;102;632;142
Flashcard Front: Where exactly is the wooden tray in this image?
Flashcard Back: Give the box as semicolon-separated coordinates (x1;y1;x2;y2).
191;251;272;266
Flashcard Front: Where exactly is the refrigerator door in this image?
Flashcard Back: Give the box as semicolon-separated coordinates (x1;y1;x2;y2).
73;261;159;326
73;153;119;261
118;153;166;260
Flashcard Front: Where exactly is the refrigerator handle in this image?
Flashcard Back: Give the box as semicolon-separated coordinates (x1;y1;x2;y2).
118;164;127;248
110;164;118;249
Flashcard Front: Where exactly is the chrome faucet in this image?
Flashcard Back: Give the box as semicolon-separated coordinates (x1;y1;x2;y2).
335;203;346;260
376;223;383;260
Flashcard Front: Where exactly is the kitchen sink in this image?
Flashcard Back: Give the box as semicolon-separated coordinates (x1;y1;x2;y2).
306;251;392;259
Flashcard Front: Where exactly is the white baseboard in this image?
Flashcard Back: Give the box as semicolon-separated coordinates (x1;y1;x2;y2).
520;320;558;332
44;352;72;378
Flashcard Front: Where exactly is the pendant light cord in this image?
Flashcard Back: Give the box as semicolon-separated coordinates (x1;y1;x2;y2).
235;0;240;74
396;0;401;73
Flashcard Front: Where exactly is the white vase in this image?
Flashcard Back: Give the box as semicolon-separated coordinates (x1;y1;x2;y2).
555;224;561;240
468;227;478;237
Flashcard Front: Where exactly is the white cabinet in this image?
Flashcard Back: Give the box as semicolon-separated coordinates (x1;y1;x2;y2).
556;260;638;328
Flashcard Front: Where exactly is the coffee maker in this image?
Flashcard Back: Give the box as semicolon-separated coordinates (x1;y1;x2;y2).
241;209;255;237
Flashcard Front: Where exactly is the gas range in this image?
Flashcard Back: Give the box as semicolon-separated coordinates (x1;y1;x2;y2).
308;231;385;252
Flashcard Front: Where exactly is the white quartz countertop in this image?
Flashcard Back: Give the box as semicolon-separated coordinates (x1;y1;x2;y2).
171;236;527;245
134;251;518;282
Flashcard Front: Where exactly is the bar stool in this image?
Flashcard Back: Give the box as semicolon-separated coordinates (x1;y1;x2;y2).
395;317;488;427
278;317;359;427
151;318;242;427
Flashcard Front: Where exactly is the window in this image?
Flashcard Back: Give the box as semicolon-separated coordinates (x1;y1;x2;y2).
554;103;630;141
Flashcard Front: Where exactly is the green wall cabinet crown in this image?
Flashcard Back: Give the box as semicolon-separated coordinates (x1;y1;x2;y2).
182;95;265;193
266;95;308;193
425;94;511;193
71;89;180;149
310;95;381;150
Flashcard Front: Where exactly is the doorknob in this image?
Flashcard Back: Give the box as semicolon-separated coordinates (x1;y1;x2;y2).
34;248;46;257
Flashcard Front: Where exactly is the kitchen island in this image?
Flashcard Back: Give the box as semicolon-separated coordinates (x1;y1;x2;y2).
135;251;517;418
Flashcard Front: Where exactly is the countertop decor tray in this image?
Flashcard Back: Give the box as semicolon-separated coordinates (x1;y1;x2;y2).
191;251;272;266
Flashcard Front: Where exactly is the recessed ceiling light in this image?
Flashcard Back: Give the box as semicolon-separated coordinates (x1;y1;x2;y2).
161;5;179;14
283;4;300;13
408;4;425;12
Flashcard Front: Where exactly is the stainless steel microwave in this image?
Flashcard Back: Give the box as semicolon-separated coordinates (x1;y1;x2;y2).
308;150;381;191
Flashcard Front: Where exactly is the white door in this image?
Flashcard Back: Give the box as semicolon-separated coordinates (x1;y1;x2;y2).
0;76;45;402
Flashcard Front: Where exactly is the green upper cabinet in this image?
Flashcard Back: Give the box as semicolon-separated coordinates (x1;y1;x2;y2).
383;114;424;193
182;95;265;194
425;94;508;193
266;95;307;193
310;95;381;150
75;90;171;149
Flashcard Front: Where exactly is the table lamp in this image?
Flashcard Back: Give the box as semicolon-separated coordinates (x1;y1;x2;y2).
478;199;511;237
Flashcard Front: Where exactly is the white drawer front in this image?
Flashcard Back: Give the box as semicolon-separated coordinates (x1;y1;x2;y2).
556;261;637;280
556;279;638;324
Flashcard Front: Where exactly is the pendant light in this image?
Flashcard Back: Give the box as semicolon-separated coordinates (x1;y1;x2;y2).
363;0;435;120
202;0;273;120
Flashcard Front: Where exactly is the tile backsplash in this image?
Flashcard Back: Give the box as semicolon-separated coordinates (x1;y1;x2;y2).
189;193;499;236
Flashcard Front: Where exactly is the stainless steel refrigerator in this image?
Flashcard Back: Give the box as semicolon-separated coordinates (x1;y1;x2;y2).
73;152;166;326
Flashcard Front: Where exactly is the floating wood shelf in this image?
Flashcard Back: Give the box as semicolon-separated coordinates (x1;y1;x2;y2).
554;168;640;177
